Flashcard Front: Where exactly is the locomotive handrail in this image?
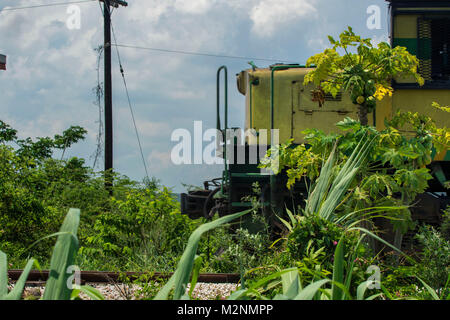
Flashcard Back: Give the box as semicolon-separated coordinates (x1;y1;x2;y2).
217;66;228;134
217;66;229;196
217;66;228;168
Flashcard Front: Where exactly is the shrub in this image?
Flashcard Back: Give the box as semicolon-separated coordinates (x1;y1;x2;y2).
414;225;450;296
0;121;196;272
202;226;272;274
79;185;197;271
196;210;274;274
441;206;450;242
287;215;363;264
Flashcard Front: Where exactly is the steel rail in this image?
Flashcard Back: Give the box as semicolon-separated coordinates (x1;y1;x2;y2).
7;270;240;284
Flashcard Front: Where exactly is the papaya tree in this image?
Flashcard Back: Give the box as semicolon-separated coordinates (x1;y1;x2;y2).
304;26;424;125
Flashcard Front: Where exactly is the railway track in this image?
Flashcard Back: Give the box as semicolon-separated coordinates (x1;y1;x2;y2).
7;270;241;285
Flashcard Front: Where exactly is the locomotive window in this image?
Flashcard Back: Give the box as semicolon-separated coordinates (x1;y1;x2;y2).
418;17;450;86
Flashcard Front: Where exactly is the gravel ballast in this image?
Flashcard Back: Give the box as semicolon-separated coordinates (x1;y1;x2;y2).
14;282;238;300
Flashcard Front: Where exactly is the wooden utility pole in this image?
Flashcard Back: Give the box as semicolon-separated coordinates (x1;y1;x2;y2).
0;54;6;71
102;0;127;190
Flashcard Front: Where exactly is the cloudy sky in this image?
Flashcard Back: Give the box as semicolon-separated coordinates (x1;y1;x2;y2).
0;0;390;192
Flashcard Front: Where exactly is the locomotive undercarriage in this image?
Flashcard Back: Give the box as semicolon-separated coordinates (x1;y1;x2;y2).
180;143;450;247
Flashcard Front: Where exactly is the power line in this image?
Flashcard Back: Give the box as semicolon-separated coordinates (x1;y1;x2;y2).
0;0;96;12
112;33;151;183
1;1;296;64
112;44;298;63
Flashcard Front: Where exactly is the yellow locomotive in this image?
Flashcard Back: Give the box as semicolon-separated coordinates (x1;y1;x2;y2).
181;0;450;229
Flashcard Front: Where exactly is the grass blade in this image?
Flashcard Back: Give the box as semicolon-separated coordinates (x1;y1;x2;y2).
331;237;345;300
79;285;105;300
350;227;416;264
0;251;8;297
416;277;440;300
356;280;372;300
227;268;297;300
155;209;251;300
5;258;36;300
294;279;330;300
188;255;202;298
281;269;301;299
43;208;80;300
305;144;336;215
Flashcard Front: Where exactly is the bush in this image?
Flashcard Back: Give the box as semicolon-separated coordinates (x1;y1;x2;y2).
0;121;198;272
287;214;356;262
414;225;450;296
0;146;62;261
198;212;273;274
441;206;450;242
78;185;197;271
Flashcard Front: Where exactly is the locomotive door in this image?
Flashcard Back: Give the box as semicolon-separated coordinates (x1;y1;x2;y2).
291;81;359;144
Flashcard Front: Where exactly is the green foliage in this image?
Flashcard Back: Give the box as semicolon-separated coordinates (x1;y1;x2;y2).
200;224;273;274
304;137;373;222
0;120;196;273
155;134;409;300
0;145;62;260
81;186;196;271
413;225;450;297
224;237;380;300
0;209;104;300
0;251;36;300
304;26;424;124
0;123;87;161
43;208;80;300
260;107;450;235
287;215;359;264
132;275;169;300
0;122;94;265
0;120;17;143
381;225;450;300
441;206;450;242
154;209;251;300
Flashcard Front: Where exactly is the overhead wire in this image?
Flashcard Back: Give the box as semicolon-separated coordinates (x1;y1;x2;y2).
111;43;297;63
2;0;296;63
0;0;96;12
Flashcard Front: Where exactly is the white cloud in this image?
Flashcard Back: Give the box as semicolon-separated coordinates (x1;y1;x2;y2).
135;119;172;138
174;0;214;14
147;150;172;172
249;0;317;37
307;37;327;52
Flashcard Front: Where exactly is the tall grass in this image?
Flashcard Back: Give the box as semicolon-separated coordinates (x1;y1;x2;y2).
217;236;382;300
43;208;80;300
0;208;103;300
154;209;252;300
